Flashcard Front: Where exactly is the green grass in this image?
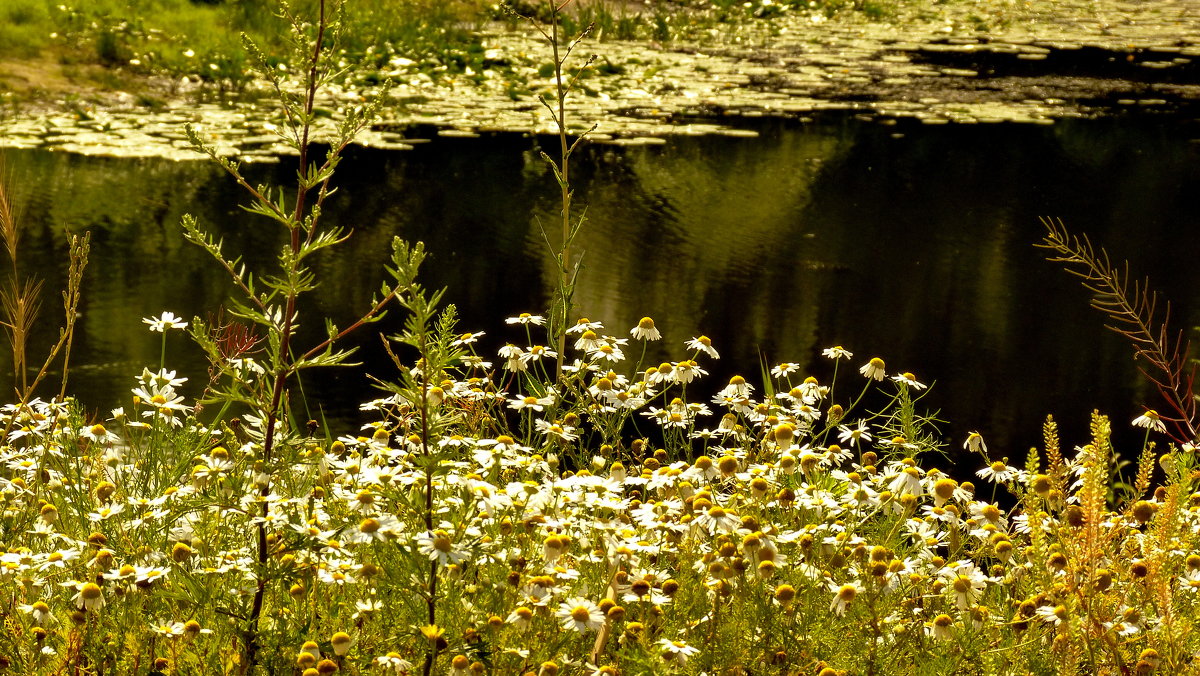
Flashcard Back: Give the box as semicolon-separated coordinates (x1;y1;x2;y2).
0;0;53;57
0;0;916;83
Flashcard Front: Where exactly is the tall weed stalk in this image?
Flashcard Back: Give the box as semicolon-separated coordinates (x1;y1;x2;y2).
182;1;395;670
520;0;597;383
0;167;90;427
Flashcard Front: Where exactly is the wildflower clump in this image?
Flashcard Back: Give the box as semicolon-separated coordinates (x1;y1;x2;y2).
1;4;1196;674
1;308;1198;674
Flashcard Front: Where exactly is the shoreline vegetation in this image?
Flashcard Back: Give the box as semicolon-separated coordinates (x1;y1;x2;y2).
1;1;1199;675
2;0;1200;158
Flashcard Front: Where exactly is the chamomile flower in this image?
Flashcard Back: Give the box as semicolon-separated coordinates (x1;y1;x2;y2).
673;360;707;384
859;357;886;381
416;530;468;567
567;318;603;333
374;653;414;673
891;372;927;390
347;515;402;544
685;335;719;359
557;598;604;632
143;312;188;332
18;600;52;625
589;343;625;363
135;565;170;586
509;394;554;412
659;638;700;666
1036;604;1069;626
88;504;125;522
630;316;661;341
963;431;987;455
829;581;859;616
151;621;187;637
1132;409;1166;433
73;581;105;612
929;614;955;641
80;423;118;443
573;330;603;352
451;331;485;346
506;606;534;630
771;362;801;378
1178;568;1200;593
822;345;853;360
506;313;545;326
975;460;1018;484
354;598;382;620
498;344;525;371
535;419;579;442
838;421;873;447
942;563;987;610
888;465;925;496
693;504;740;535
520;345;558;365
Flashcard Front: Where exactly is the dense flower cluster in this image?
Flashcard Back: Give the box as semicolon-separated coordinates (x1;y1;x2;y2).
0;315;1197;675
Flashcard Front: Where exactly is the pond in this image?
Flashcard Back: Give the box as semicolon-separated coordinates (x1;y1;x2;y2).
2;112;1199;464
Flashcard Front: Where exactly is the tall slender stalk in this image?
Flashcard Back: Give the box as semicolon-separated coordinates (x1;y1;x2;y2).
0;173;25;393
0;170;88;438
182;2;397;670
379;240;459;676
524;0;597;383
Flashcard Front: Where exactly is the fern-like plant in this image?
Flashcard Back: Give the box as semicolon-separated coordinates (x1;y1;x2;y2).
1038;217;1196;445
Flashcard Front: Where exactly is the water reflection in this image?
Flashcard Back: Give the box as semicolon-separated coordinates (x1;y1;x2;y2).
2;114;1199;464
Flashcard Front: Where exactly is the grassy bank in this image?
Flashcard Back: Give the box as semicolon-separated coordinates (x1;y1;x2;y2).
0;0;904;93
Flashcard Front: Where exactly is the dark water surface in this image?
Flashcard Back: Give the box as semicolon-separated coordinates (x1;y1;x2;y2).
4;114;1200;465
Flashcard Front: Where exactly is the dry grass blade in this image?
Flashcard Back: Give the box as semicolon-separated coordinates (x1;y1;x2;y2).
1038;217;1196;444
0;169;41;395
0;277;43;393
0;164;17;263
